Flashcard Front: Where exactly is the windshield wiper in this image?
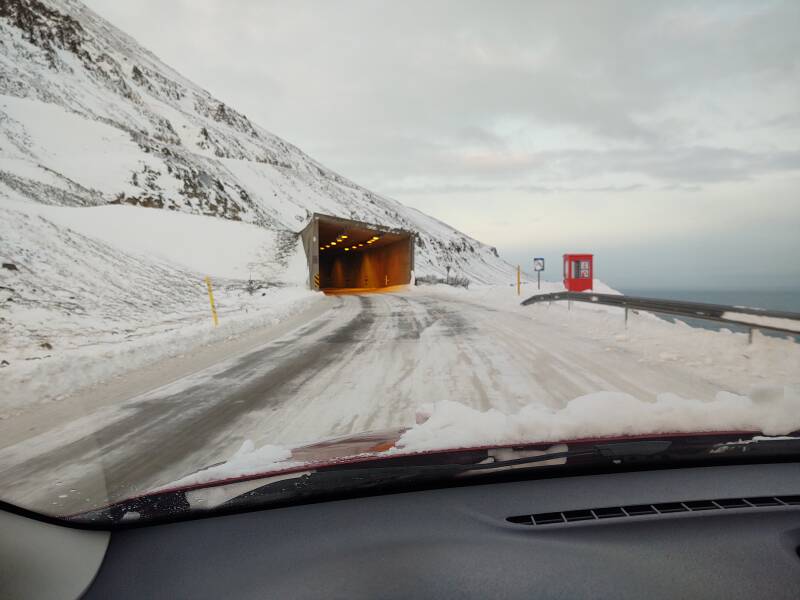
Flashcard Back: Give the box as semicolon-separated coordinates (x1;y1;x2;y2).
73;434;800;527
221;436;800;513
216;440;674;510
463;440;673;471
71;440;672;526
710;435;800;455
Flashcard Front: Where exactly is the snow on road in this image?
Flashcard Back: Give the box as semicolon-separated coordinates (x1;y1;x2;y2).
247;289;799;447
1;286;798;514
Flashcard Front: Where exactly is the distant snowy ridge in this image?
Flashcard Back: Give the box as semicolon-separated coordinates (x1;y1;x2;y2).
0;0;512;283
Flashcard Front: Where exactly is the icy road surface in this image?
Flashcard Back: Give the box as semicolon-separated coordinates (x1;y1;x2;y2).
0;289;768;514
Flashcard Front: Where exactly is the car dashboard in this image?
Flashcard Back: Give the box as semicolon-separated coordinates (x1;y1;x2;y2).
2;462;800;599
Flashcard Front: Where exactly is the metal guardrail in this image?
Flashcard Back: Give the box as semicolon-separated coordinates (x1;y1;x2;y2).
520;291;800;337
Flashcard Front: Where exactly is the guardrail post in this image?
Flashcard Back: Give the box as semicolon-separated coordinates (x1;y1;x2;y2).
748;328;755;344
625;307;629;329
568;300;572;311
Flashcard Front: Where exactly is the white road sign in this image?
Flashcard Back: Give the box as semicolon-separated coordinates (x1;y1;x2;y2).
533;258;545;272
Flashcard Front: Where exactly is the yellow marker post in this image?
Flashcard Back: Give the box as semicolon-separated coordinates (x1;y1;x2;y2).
205;276;219;327
516;265;521;296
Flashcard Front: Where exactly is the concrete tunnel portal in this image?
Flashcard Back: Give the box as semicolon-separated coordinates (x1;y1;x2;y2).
300;213;414;291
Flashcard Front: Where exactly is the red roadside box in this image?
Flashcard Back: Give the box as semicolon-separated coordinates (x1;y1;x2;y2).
563;254;593;292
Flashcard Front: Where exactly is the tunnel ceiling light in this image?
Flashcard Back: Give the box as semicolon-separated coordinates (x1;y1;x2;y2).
341;234;348;239
331;241;337;245
344;248;350;251
359;243;364;247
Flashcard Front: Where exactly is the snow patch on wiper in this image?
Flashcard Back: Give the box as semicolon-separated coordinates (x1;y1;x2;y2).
155;439;300;491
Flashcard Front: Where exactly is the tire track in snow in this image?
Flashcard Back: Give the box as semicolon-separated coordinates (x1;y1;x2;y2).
0;296;368;510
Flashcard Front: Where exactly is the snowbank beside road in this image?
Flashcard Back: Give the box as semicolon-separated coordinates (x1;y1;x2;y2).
722;311;800;334
412;278;621;308
1;285;320;414
413;283;799;392
0;201;320;414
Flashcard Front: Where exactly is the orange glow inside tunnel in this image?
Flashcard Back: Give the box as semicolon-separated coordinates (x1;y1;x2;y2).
302;214;414;291
320;237;412;289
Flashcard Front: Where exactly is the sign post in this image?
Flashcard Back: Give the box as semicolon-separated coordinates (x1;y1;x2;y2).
533;257;545;290
516;265;521;296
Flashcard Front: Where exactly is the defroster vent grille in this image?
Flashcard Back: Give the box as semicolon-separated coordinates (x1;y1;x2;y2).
507;495;800;526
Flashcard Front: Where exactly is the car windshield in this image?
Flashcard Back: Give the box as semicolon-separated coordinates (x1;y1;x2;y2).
1;0;799;523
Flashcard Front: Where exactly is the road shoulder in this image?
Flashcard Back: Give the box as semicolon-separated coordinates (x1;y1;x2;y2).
0;294;336;450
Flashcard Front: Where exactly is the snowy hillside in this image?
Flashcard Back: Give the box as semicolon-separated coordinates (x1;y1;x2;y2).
0;0;512;283
0;198;323;407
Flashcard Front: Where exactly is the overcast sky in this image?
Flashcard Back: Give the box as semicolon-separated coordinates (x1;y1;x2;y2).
84;0;800;290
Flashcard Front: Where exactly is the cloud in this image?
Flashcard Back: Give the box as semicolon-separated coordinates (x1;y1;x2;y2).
383;181;647;195
382;146;800;194
533;147;800;183
764;113;800;129
80;0;800;288
84;2;800;161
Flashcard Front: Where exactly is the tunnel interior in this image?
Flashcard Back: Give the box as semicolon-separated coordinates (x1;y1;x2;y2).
314;216;413;290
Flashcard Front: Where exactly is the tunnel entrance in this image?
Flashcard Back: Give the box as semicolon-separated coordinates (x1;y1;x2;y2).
300;213;414;291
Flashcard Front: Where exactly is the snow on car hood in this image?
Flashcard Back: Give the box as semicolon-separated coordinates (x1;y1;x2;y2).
156;386;800;491
393;386;800;452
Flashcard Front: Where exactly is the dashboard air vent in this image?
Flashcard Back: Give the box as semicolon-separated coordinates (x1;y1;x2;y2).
508;495;800;526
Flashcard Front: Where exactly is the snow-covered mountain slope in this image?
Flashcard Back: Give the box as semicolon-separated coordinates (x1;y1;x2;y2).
0;198;322;409
0;0;512;283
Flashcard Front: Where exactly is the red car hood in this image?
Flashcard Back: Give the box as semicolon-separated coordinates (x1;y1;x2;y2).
156;426;766;497
68;427;799;524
